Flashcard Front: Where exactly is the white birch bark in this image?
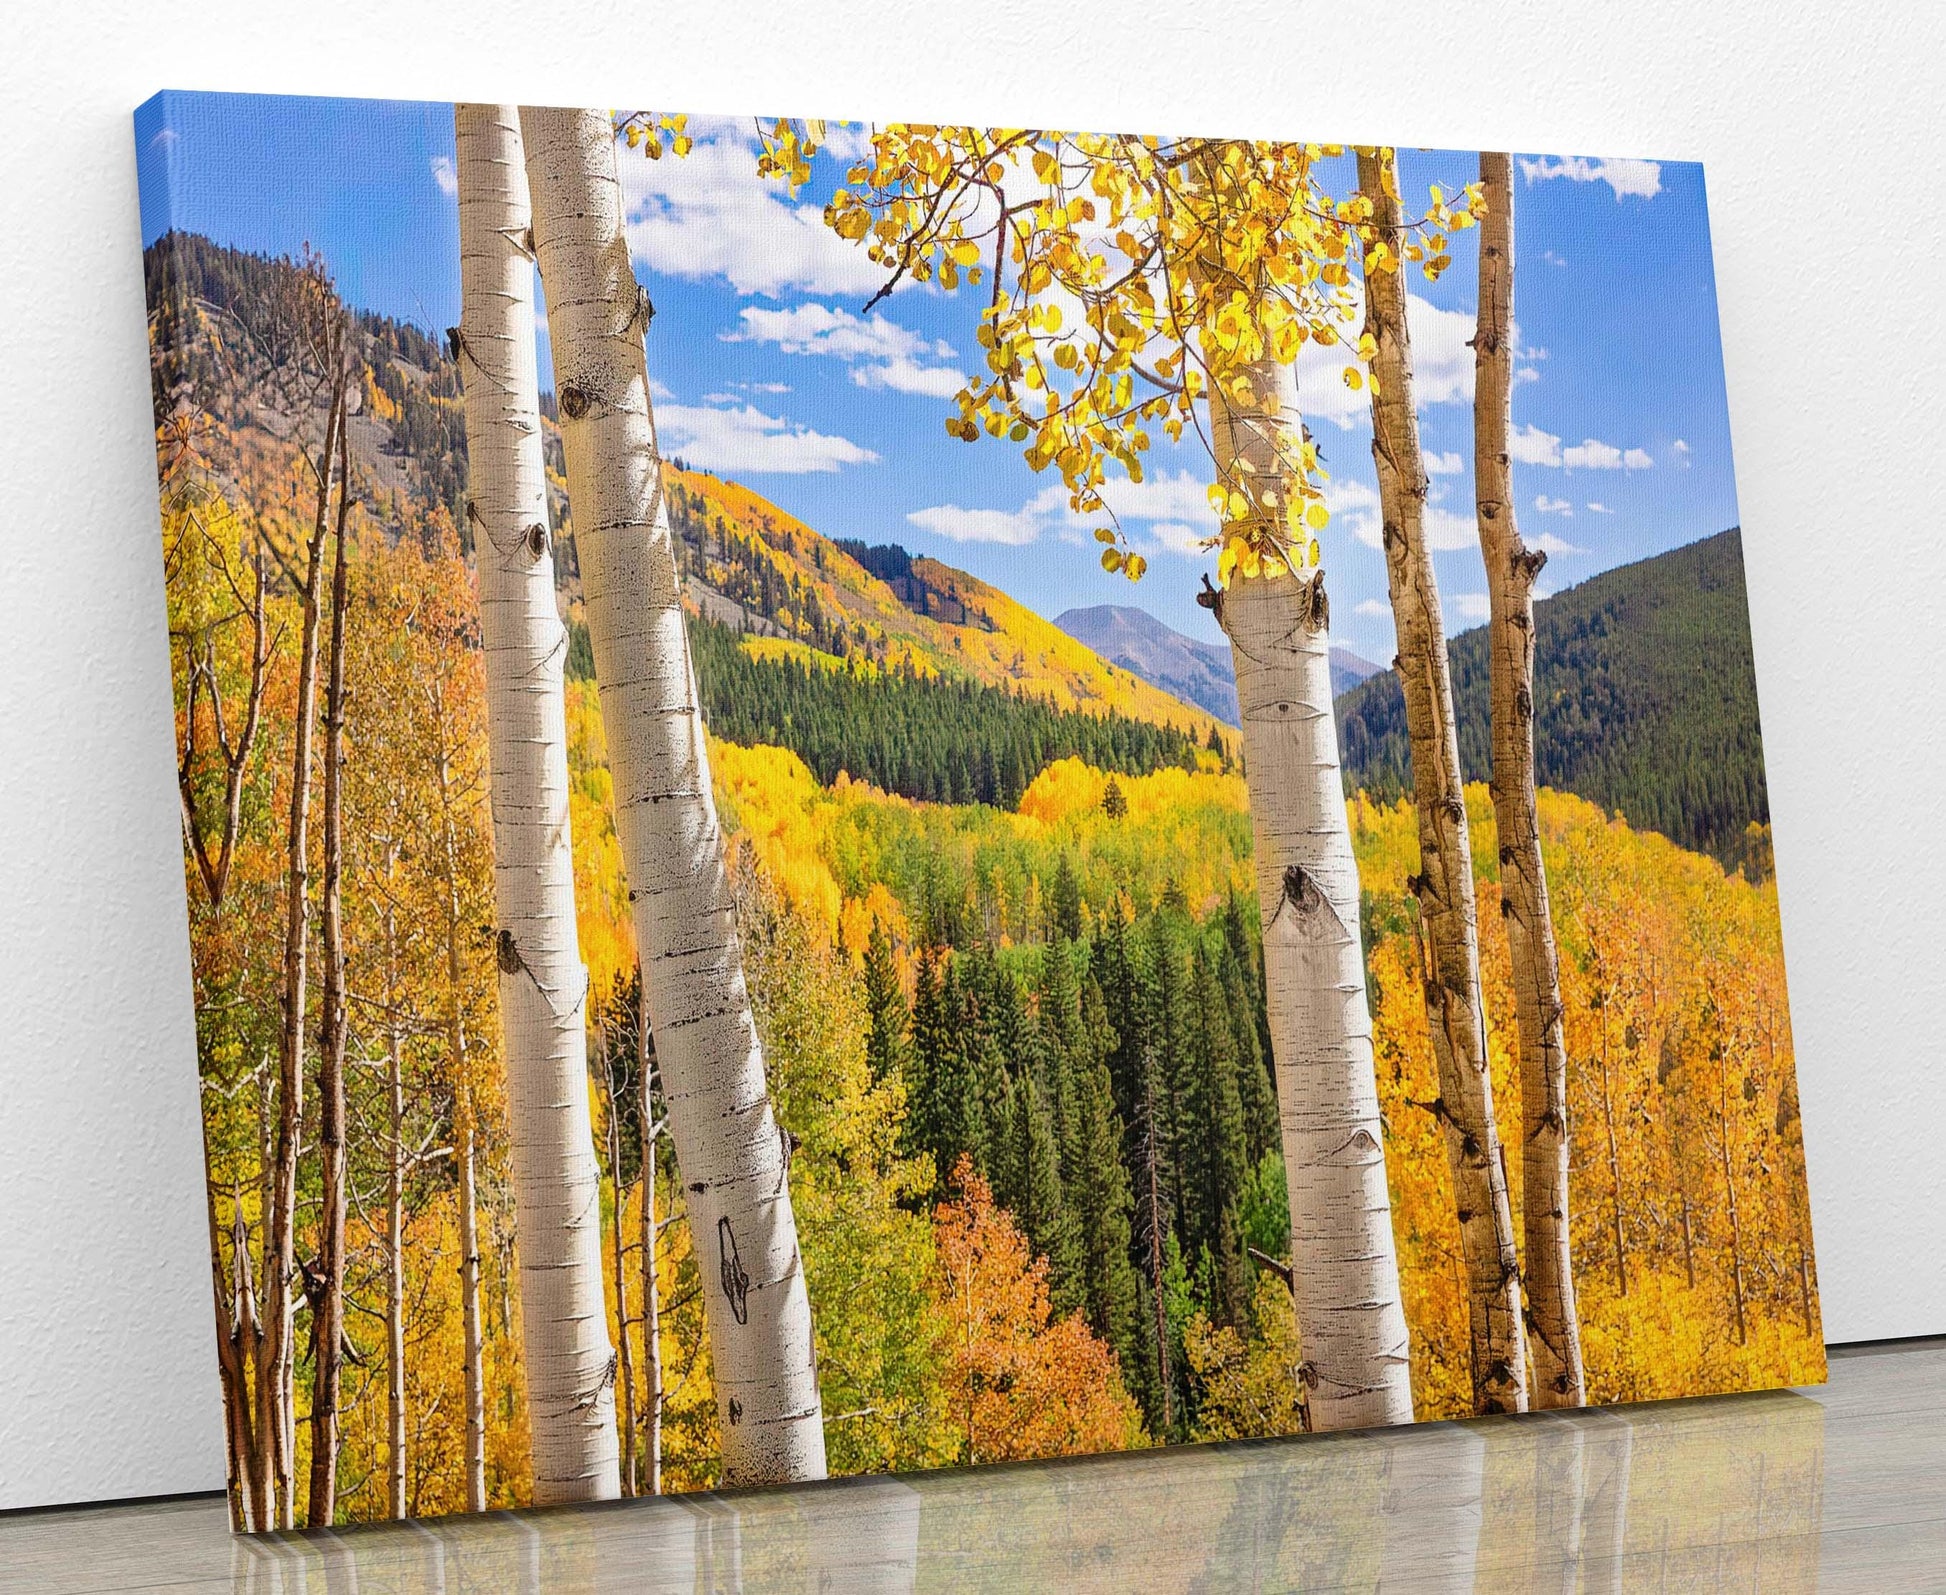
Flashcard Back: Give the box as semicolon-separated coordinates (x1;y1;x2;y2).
521;104;827;1486
454;102;622;1505
1210;353;1414;1430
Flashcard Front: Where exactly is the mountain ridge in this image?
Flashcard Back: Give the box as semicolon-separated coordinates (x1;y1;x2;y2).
1055;602;1382;726
1335;528;1769;867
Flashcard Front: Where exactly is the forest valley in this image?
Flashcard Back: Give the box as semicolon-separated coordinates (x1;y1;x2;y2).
146;113;1821;1533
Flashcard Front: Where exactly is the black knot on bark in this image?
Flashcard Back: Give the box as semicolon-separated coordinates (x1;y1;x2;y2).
1444;796;1465;822
1283;864;1322;915
718;1216;750;1326
1196;572;1224;623
558;384;591;420
727;1396;743;1426
1300;569;1330;632
1515;685;1533;721
445;326;464;364
1514;544;1549;583
525;523;549;560
495;929;523;975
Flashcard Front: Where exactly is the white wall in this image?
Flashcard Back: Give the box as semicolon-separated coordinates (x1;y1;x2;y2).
3;0;1940;1514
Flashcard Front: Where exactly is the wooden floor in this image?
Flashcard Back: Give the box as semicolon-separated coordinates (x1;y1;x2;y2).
5;1339;1942;1592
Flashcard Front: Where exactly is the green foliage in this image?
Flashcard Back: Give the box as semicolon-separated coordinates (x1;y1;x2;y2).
642;616;1204;809
1337;530;1769;866
738;867;951;1475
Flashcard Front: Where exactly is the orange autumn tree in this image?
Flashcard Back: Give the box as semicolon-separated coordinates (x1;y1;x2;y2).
931;1156;1142;1464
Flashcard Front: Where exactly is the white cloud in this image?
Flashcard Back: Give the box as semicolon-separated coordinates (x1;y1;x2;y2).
1337;480;1475;553
621;118;896;298
656;398;878;474
1519;154;1663;201
1298;287;1480;429
1510;424;1563;467
906;467;1219;553
1533;531;1583;555
1586;501;1614;514
1425;450;1464;475
1355;599;1393;620
1097;469;1220;528
1534;494;1574;515
1542;249;1568;267
430;155;458;196
818;122;877;163
1672;438;1692;466
1335;477;1386;549
725;303;967;396
906;504;1041;545
1514;427;1654;473
1423;504;1480;551
1562;438;1621;470
1450;592;1491;623
1145;522;1205;555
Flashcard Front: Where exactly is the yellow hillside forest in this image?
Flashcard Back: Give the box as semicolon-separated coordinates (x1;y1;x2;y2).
169;472;1817;1524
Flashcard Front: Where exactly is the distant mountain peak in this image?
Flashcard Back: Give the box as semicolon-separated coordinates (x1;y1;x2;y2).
1055;602;1381;726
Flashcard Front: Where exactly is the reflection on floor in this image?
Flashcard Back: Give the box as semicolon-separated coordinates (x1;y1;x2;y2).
7;1340;1944;1592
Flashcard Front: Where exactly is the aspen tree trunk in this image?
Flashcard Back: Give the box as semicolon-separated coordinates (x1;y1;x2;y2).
455;102;623;1505
227;1199;270;1532
265;369;346;1528
1474;151;1584;1409
600;1025;640;1495
207;1185;258;1531
1716;1034;1749;1345
639;997;664;1496
434;708;491;1516
382;858;409;1522
1208;351;1414;1431
1596;990;1628;1297
1357;145;1527;1415
307;415;353;1527
523;105;827;1485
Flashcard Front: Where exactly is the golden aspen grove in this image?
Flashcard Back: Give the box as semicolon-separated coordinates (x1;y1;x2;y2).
138;93;1821;1529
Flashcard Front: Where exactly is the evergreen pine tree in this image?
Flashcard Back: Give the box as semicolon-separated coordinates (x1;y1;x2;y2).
1044;854;1086;944
998;1066;1077;1295
861;917;910;1086
1070;981;1144;1386
1217;934;1279;1164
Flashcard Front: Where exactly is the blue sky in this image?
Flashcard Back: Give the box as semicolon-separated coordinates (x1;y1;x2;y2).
136;91;1742;664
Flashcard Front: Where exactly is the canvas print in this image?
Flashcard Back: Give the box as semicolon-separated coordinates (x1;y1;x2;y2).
135;92;1822;1532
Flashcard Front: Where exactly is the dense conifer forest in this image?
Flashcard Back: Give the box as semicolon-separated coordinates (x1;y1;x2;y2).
1336;530;1770;867
573;616;1211;809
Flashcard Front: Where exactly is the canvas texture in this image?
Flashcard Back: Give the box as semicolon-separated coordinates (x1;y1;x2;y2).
134;91;1823;1531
